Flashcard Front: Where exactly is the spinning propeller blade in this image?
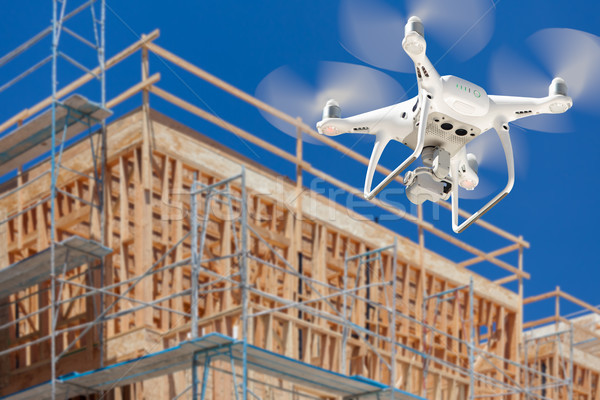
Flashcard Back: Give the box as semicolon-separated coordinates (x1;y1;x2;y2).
255;61;405;144
528;28;600;114
339;0;496;72
489;28;600;133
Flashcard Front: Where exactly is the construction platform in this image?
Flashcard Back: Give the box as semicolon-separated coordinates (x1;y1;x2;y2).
0;236;111;298
0;94;111;176
2;333;424;400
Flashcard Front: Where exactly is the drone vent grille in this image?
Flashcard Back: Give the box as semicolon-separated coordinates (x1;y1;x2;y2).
427;123;470;146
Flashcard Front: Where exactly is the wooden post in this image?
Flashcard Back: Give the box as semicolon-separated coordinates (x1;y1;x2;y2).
172;160;184;319
220;201;233;311
17;168;23;250
0;209;9;388
294;117;304;273
314;225;326;328
134;46;154;328
555;286;560;332
516;241;524;393
160;155;170;330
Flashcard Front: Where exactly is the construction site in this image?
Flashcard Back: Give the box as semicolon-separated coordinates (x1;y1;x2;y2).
0;2;599;400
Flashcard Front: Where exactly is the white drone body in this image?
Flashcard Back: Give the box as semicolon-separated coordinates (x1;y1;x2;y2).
316;16;572;233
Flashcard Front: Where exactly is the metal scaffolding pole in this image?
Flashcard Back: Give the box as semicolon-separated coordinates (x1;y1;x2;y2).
49;0;58;395
342;243;399;398
50;1;107;398
241;167;249;400
390;237;398;399
191;181;199;339
189;171;247;399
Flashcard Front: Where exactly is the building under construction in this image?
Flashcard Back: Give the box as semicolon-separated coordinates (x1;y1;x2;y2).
0;3;599;400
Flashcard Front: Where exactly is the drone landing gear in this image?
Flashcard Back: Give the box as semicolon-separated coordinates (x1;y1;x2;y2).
451;121;515;233
363;91;431;200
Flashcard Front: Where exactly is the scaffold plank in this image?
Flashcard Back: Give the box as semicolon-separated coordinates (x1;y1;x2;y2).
213;338;424;399
0;94;111;176
0;334;232;400
0;235;111;298
1;334;425;400
75;334;234;391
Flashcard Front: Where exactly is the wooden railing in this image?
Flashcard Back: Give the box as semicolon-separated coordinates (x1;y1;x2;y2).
0;30;532;285
524;288;600;331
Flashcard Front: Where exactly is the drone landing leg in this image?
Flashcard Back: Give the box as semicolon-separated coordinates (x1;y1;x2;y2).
364;136;391;196
451;121;515;233
364;91;431;200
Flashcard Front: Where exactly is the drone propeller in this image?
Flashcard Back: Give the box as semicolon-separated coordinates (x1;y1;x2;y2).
339;0;496;73
255;61;405;144
489;28;600;133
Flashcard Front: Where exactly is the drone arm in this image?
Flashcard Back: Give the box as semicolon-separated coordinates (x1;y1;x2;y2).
413;54;442;93
489;93;572;122
364;91;431;200
402;19;442;93
451;121;515;233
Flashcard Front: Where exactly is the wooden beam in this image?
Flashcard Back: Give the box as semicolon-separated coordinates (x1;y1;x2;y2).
523;290;559;305
558;290;600;316
493;275;519;285
523;316;557;330
458;243;521;268
106;73;160;109
149;86;311;170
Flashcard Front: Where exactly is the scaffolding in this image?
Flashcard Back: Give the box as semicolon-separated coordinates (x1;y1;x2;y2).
0;1;108;399
183;175;568;400
0;7;597;399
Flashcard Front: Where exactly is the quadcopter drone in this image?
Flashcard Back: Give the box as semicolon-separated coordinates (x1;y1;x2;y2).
316;16;573;233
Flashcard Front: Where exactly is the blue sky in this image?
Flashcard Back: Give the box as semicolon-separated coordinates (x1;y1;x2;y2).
0;1;599;323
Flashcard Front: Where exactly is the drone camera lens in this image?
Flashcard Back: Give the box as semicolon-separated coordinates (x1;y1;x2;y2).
455;128;467;136
441;123;453;131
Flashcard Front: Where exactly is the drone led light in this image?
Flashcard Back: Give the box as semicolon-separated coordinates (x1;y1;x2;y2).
321;125;340;135
549;102;570;113
458;153;479;190
402;32;425;56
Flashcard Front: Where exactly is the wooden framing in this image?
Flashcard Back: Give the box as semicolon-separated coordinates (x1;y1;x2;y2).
523;290;600;399
0;35;596;399
0;109;519;398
